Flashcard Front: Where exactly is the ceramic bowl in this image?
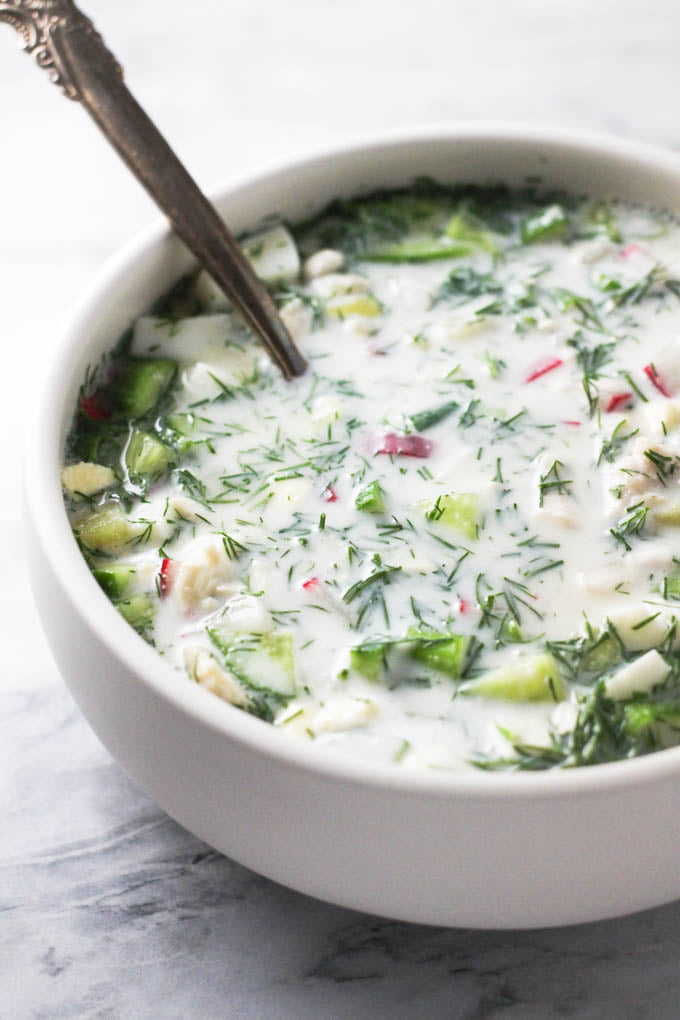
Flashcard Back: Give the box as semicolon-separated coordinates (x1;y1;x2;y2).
26;125;680;928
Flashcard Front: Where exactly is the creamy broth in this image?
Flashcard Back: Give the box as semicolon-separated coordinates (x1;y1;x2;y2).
63;186;680;770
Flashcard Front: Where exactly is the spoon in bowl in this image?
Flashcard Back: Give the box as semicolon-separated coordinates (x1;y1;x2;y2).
1;0;308;380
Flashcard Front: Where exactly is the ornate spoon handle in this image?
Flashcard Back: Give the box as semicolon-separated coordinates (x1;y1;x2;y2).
0;0;307;380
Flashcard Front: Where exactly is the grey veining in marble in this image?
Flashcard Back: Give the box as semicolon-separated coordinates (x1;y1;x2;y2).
5;1;680;1016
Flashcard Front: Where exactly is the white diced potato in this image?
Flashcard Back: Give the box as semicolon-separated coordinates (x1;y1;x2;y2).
178;347;256;402
431;312;492;342
640;398;680;436
304;248;345;279
131;314;234;361
220;593;271;634
192;272;230;312
604;650;670;700
184;647;247;707
61;462;116;499
311;394;343;427
532;494;578;529
311;273;370;299
607;606;679;652
242;223;300;284
172;535;236;614
311;697;379;734
279;297;313;340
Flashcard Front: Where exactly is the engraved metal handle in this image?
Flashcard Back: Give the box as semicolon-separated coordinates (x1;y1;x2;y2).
1;0;307;380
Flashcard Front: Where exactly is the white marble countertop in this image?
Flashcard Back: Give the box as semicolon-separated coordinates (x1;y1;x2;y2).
5;1;680;1015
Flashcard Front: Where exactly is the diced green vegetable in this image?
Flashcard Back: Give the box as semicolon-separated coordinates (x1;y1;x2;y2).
407;627;468;677
326;294;382;317
520;204;567;244
424;492;479;539
408;400;459;432
365;238;473;263
664;570;680;600
115;593;155;635
355;480;386;514
444;211;498;253
93;563;135;599
350;643;384;681
460;652;564;702
126;430;174;477
77;505;143;555
209;628;296;698
115;359;177;417
586;200;621;242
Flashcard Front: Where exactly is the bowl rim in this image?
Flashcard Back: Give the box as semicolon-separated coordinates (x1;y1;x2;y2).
27;120;680;801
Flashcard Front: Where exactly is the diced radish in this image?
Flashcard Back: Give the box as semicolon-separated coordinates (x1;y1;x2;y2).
563;420;582;426
525;357;563;383
302;577;319;591
80;394;108;420
374;433;433;458
323;485;338;503
605;392;634;413
159;557;174;597
644;364;672;397
620;243;646;260
454;598;468;614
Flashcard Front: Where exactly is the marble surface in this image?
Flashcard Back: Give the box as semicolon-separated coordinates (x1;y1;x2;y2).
5;1;680;1015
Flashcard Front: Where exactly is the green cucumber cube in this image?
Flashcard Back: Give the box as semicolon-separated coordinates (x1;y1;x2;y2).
459;652;564;702
350;643;384;681
355;480;386;514
115;593;155;635
407;627;468;677
424;492;479;540
126;430;174;477
93;563;135;599
209;629;296;698
520;204;567;244
78;505;140;555
115;358;177;417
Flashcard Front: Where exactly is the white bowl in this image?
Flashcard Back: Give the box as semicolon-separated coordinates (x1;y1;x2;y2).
26;125;680;929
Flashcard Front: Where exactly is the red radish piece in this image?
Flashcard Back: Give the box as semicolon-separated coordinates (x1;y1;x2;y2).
605;392;634;413
323;485;338;503
159;557;174;597
454;598;468;614
374;433;433;458
525;357;563;383
563;420;581;426
644;364;672;397
302;577;319;591
80;394;108;420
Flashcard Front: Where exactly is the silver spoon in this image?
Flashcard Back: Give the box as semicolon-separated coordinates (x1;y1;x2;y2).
1;0;308;380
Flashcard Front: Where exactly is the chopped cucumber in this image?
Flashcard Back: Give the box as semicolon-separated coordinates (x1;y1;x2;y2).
444;211;498;253
586;200;621;242
208;628;296;698
77;505;143;555
355;480;385;514
664;570;680;600
242;223;301;284
407;627;468;677
520;204;567;244
126;430;174;477
350;643;384;681
115;593;155;635
460;652;564;702
115;358;177;417
327;294;382;317
408;400;459;432
365;237;473;263
93;563;135;599
424;492;479;539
